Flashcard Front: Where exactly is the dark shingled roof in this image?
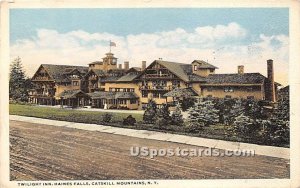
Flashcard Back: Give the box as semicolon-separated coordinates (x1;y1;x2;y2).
135;60;217;83
41;64;88;82
192;60;219;69
88;91;138;99
90;69;105;76
163;88;198;97
89;61;103;65
156;60;190;82
56;90;87;99
127;67;142;73
117;72;139;82
203;73;266;85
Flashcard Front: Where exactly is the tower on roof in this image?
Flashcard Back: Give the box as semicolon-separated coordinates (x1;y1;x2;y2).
88;52;118;71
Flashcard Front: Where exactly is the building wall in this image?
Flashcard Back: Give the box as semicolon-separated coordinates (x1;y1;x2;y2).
191;62;215;77
200;85;264;100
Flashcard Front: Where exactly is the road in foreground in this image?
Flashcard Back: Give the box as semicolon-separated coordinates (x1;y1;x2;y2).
10;120;289;180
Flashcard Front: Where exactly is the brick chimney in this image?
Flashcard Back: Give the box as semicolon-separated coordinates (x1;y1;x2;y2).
267;59;276;102
118;64;122;69
124;61;129;70
238;65;244;74
142;61;146;71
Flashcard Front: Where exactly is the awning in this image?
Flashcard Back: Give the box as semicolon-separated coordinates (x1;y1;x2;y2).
56;90;88;99
88;91;139;100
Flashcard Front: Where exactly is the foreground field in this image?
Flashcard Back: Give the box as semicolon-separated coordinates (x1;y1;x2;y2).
9;104;143;122
10;120;289;180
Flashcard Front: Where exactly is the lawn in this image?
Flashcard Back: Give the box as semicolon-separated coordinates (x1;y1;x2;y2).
9;104;289;147
9;104;143;123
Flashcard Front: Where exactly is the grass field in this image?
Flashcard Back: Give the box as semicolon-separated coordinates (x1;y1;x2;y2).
9;103;289;147
9;104;143;124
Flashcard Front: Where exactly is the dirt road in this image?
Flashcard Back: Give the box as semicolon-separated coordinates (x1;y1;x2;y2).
10;120;289;180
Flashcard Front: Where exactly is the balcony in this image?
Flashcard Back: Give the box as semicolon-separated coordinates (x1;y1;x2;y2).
140;85;171;91
144;74;173;78
89;77;98;81
32;76;53;81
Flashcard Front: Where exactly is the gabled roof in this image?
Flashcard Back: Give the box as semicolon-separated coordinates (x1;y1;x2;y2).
56;90;88;99
88;69;105;77
117;72;139;82
192;60;218;69
203;73;266;85
35;64;88;83
89;61;103;65
126;67;142;73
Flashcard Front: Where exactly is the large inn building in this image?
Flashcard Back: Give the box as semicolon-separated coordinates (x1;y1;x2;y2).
28;52;279;110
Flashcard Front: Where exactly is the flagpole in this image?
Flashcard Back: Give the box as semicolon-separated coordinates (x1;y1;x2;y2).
109;40;111;53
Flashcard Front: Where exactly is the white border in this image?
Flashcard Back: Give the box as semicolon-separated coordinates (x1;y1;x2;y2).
1;1;300;188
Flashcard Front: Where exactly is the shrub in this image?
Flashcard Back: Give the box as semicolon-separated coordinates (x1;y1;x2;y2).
123;115;137;126
171;106;184;126
102;113;113;123
232;113;260;138
154;104;171;129
143;99;157;124
179;97;196;111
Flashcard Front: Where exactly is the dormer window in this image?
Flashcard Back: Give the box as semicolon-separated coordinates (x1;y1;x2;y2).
193;65;197;71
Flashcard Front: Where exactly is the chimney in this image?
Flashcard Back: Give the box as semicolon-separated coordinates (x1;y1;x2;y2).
118;64;122;69
238;65;244;74
142;61;146;71
267;59;276;102
124;61;129;70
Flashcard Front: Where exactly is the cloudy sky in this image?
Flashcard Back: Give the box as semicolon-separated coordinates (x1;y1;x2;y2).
10;8;289;85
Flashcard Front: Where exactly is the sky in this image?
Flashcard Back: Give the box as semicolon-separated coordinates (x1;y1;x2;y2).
10;8;289;85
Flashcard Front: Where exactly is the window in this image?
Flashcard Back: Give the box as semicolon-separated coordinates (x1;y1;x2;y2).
172;80;180;88
153;92;159;98
224;87;234;92
247;87;253;92
194;65;197;71
130;99;136;104
210;69;214;73
207;87;213;92
207;95;213;98
225;95;232;99
73;81;79;86
247;96;254;99
142;91;148;98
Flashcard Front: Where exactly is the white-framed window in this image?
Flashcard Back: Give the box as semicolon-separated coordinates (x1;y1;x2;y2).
194;65;197;71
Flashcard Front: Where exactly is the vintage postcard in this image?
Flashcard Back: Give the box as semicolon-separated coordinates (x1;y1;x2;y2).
1;0;300;188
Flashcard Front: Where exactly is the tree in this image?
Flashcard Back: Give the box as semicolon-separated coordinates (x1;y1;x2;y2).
171;105;184;126
186;101;204;133
143;99;157;123
196;98;219;126
231;113;260;138
225;99;244;125
9;57;30;102
154;104;171;128
179;97;196;111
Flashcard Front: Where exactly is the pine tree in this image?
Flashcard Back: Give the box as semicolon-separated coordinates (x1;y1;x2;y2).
9;57;29;102
231;113;260;138
171;105;184;126
186;100;204;132
143;99;157;124
154;104;171;128
225;99;244;125
197;98;219;126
